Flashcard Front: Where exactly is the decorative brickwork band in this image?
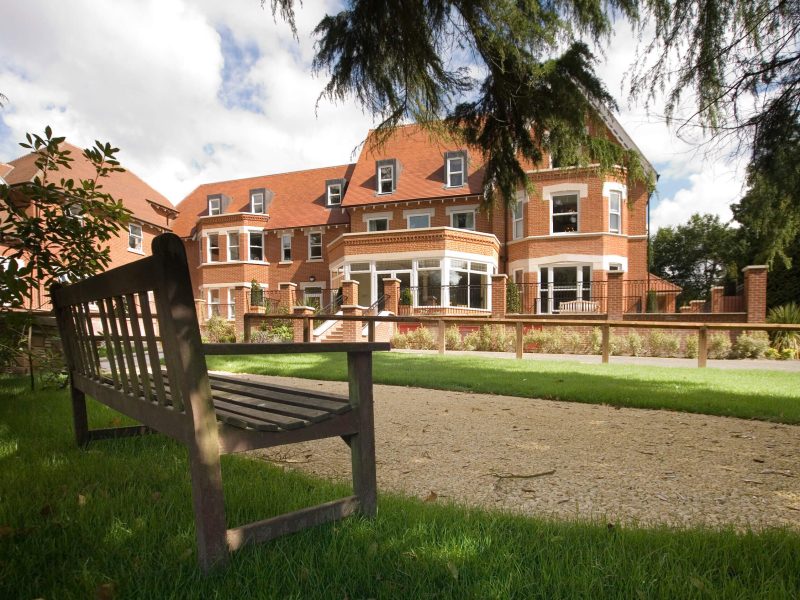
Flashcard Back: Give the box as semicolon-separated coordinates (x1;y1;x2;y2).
382;278;400;315
743;265;768;323
491;273;507;318
606;272;624;321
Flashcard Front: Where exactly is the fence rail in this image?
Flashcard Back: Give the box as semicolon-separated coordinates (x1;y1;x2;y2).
243;312;800;369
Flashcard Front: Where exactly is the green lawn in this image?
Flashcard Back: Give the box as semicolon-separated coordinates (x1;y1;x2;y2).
1;378;799;598
206;352;800;424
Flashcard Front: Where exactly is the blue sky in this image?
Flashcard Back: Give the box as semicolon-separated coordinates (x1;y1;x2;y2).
0;0;745;230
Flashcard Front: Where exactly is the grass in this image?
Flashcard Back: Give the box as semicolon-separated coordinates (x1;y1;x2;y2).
206;352;800;424
1;378;799;598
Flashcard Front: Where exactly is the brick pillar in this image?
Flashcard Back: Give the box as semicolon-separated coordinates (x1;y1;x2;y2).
607;272;624;321
341;305;363;342
292;306;314;342
491;274;507;318
710;286;724;313
341;279;359;306
743;265;768;323
690;300;705;313
679;305;693;314
279;282;297;312
383;278;400;314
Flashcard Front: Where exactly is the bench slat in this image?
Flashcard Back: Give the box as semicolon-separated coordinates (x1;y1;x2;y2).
210;388;331;423
209;373;349;407
214;408;280;432
212;397;308;430
208;376;350;415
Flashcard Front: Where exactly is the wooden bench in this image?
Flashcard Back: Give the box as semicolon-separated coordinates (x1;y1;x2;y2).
557;299;600;313
51;232;389;572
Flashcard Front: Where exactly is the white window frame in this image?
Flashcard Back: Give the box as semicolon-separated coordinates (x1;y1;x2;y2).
250;192;264;214
609;190;621;234
450;210;475;230
207;233;220;262
327;183;342;206
550;193;580;235
446;155;465;187
128;223;143;253
207;288;220;318
227;232;239;261
227;289;235;321
308;232;322;260
208;196;221;216
248;232;264;262
367;217;389;232
377;164;394;194
512;203;524;239
281;233;292;262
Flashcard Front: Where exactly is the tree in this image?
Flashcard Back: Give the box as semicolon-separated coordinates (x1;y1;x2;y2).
0;127;131;382
650;214;739;302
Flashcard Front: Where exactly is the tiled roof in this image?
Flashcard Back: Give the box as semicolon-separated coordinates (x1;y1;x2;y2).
172;164;355;238
343;124;486;207
3;143;177;228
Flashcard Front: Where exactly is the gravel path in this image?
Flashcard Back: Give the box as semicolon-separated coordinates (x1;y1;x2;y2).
234;373;800;530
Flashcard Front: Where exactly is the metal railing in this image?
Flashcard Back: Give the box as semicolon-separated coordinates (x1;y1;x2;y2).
405;284;491;311
514;281;607;314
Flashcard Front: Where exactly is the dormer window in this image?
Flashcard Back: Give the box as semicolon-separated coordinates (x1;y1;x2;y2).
445;150;467;187
376;159;398;194
208;195;221;216
250;189;265;214
325;178;346;206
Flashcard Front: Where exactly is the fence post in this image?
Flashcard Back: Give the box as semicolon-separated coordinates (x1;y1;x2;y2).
292;306;314;343
491;274;507;318
243;314;251;343
515;321;523;359
368;320;375;342
698;326;708;368
743;265;768;323
438;319;446;355
606;272;624;320
601;323;610;364
303;317;311;343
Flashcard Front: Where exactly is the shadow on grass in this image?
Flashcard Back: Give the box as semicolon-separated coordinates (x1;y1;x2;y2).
1;378;799;598
207;353;800;424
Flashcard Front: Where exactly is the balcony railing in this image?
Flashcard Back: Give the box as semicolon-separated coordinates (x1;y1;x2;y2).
513;281;607;314
406;285;491;311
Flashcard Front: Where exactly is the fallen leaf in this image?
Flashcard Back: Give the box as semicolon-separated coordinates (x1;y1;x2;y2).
95;582;115;600
151;492;162;502
78;494;87;507
446;561;459;580
423;491;438;502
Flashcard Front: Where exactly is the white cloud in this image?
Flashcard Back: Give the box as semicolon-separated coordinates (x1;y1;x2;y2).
0;0;745;225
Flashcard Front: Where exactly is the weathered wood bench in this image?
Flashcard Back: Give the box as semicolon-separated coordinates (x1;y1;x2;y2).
557;299;600;313
51;232;388;572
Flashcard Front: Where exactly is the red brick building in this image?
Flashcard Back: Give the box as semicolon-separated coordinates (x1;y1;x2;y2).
1;143;177;309
173;119;658;333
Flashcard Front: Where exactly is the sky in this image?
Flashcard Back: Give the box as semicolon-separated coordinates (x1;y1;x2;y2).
0;0;748;231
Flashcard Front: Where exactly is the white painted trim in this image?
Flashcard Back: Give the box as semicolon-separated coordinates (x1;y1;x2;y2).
506;232;638;245
299;281;328;290
445;204;478;215
199;261;270;266
201;225;264;237
507;254;628;273
362;211;394;222
201;282;254;289
402;207;435;218
602;181;627;200
541;183;588;200
330;226;499;246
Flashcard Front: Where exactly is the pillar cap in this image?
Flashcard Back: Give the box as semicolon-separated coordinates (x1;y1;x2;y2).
279;282;298;289
381;277;401;283
292;305;316;312
491;273;508;280
711;285;725;290
341;279;359;285
742;265;768;271
340;304;366;310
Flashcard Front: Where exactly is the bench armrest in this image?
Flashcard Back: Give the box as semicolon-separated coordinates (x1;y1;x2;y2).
203;342;390;356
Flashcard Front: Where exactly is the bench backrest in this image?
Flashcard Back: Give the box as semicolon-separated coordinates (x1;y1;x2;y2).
51;233;218;446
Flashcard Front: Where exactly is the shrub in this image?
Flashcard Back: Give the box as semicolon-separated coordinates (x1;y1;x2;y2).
685;335;698;358
399;288;413;306
524;328;562;354
205;316;236;343
623;331;645;356
506;282;522;314
463;325;514;352
251;323;292;343
444;326;463;350
561;330;585;354
588;327;603;354
707;333;732;359
764;347;780;360
647;330;681;357
390;331;408;349
767;302;800;354
731;331;771;359
403;326;437;350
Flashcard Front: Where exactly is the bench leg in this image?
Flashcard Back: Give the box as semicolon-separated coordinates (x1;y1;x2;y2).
188;448;228;572
347;352;378;517
70;386;90;447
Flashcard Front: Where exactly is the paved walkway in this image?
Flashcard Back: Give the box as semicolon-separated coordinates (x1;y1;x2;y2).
391;349;800;371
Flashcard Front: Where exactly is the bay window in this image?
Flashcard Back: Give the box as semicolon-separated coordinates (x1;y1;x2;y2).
609;190;621;233
249;232;263;261
552;193;579;233
207;234;220;262
227;232;239;261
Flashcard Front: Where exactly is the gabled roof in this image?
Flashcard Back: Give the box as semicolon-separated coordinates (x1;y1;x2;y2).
343;124;486;207
3;143;177;228
172;163;355;238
